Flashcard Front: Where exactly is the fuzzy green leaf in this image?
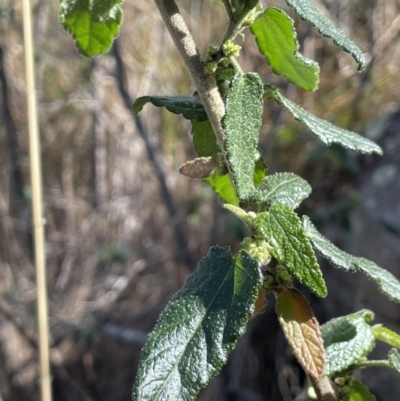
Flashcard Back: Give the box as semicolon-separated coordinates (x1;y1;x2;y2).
268;87;382;155
284;0;366;71
302;216;358;272
133;96;208;122
223;72;264;201
255;204;327;297
389;349;400;374
321;310;375;376
250;8;319;92
60;0;123;57
303;216;400;303
373;326;400;349
192;120;220;158
132;247;262;401
257;172;311;209
357;259;400;303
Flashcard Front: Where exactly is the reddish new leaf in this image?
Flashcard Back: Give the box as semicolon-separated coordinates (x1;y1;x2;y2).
276;288;325;379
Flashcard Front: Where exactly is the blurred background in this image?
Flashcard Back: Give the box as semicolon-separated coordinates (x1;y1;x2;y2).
1;0;400;400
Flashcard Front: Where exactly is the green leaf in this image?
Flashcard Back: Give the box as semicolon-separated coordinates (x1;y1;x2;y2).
254;158;268;188
302;216;358;272
250;8;319;92
223;72;263;201
321;310;375;376
133;96;208;122
203;171;239;206
203;159;267;206
340;377;377;401
356;259;400;303
192;120;220;158
373;326;400;349
389;349;400;374
256;172;311;209
60;0;123;57
268;87;382;155
132;247;262;401
303;216;400;303
284;0;366;71
255;204;327;297
276;288;325;379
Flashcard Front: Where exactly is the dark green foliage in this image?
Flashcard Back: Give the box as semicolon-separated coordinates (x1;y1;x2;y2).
132;247;262;401
303;216;400;302
133;96;208;122
255;205;327;297
59;1;400;399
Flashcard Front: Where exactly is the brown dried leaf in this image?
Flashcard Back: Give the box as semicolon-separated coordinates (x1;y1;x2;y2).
179;157;217;179
276;288;325;379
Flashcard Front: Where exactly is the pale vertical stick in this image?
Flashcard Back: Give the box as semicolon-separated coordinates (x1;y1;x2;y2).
22;1;52;401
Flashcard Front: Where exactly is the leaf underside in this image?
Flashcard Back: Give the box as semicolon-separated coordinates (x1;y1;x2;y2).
223;72;264;201
303;216;400;303
256;172;311;209
284;0;366;71
132;247;262;401
321;309;375;376
133;96;208;122
276;288;325;379
250;7;319;92
60;0;124;57
268;87;382;155
389;349;400;374
255;204;327;297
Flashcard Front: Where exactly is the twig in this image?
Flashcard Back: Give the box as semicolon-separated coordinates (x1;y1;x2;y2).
152;0;226;155
340;359;392;373
310;376;337;401
221;0;235;22
113;40;195;270
22;1;52;401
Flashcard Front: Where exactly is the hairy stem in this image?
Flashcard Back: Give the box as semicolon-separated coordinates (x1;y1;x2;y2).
221;0;235;22
345;359;392;371
153;0;226;154
310;376;338;401
221;0;259;43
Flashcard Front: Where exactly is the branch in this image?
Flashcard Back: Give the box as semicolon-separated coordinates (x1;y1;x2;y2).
152;0;226;154
221;0;235;22
310;376;337;401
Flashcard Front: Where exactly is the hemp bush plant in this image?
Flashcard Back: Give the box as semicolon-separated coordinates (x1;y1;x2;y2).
59;0;400;400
